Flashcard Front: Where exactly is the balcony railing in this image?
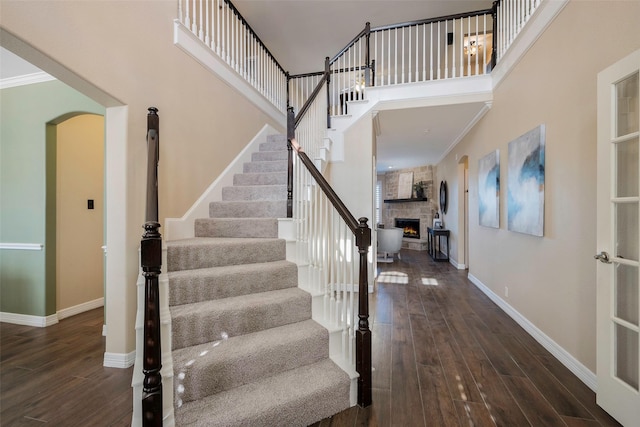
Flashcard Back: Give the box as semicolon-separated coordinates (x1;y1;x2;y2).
177;0;288;113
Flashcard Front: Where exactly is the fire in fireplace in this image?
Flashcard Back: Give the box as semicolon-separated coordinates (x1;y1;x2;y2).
395;218;420;239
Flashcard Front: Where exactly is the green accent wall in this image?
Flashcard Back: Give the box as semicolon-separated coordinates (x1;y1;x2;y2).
0;80;104;317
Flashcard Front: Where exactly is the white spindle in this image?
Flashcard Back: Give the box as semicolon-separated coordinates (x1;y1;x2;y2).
474;15;479;76
387;29;391;85
415;25;419;82
437;21;441;80
458;18;463;77
467;17;471;76
401;27;405;84
422;24;426;81
408;26;412;82
444;20;448;79
205;0;210;47
190;0;196;33
483;14;487;74
429;23;433;80
198;0;203;40
394;29;398;84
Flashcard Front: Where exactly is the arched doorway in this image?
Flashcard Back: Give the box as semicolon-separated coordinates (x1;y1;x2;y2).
51;113;105;317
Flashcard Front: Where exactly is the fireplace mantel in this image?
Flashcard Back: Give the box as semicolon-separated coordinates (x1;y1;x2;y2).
383;198;428;203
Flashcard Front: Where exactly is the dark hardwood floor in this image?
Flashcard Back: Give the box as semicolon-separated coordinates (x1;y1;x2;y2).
0;308;133;426
0;249;622;426
313;249;622;427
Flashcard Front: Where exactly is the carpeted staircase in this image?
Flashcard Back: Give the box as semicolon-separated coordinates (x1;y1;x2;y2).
167;135;351;426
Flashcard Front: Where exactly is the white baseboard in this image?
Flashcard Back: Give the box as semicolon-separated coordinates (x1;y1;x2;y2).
103;351;136;368
57;297;104;320
448;256;466;270
0;311;58;327
467;273;598;392
1;298;105;327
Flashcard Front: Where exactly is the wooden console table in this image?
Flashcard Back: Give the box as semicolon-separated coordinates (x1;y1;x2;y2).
427;227;450;262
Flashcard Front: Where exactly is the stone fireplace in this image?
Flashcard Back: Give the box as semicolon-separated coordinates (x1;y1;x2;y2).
379;165;438;251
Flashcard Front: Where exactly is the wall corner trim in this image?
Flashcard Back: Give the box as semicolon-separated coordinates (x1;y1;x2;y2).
467;273;598;392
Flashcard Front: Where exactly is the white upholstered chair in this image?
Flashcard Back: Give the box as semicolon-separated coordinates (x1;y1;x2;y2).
377;227;404;263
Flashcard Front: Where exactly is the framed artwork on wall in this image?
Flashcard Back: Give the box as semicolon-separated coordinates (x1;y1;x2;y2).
507;125;545;236
478;150;500;228
397;172;413;199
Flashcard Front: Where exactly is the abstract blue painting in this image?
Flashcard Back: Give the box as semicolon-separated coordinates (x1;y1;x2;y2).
478;150;500;228
507;125;545;236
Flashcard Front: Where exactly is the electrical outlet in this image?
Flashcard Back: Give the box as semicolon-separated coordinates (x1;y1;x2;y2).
504;286;509;297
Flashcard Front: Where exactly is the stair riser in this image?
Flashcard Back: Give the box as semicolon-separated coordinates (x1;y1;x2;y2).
169;261;298;306
222;185;286;201
266;134;287;144
171;292;312;350
195;218;278;238
209;200;287;218
251;150;288;162
175;324;328;403
259;141;287;152
243;160;287;173
167;239;285;272
233;172;287;186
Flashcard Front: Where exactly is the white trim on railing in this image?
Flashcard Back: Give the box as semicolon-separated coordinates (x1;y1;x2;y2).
0;243;44;250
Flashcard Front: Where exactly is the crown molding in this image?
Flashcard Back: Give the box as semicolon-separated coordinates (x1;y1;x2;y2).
0;71;56;89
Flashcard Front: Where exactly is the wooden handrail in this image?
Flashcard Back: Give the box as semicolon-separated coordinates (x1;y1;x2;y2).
141;107;163;426
222;0;286;75
330;23;370;65
294;72;328;128
370;8;494;32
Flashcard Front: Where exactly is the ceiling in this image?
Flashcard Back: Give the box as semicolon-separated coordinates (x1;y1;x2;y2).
0;47;45;79
1;1;494;173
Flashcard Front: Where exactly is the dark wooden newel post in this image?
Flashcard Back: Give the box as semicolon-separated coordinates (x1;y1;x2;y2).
491;1;499;71
286;107;295;218
141;107;163;426
356;217;372;407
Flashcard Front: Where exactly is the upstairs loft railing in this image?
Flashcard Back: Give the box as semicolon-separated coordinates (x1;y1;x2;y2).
141;107;163;427
288;0;543;119
176;0;541;121
178;0;288;113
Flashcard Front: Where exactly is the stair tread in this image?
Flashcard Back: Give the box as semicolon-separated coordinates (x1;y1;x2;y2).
170;287;308;320
166;237;286;271
167;236;282;247
168;260;298;306
170;287;312;349
167;258;294;280
175;358;350;427
173;319;329;402
173;319;325;364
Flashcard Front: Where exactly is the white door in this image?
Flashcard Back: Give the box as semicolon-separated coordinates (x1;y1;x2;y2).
596;49;640;426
